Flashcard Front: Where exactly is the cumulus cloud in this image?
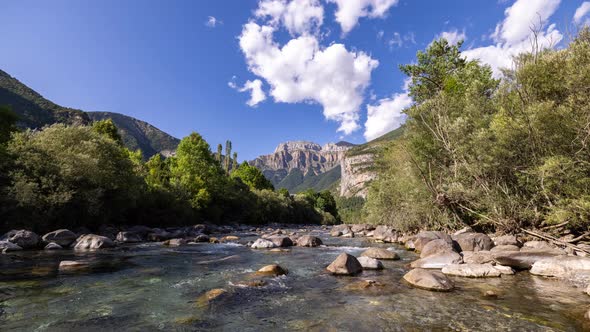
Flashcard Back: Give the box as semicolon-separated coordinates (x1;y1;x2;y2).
574;2;590;24
463;0;563;76
229;78;267;107
255;0;324;35
437;29;466;45
327;0;400;35
364;79;412;141
205;16;222;27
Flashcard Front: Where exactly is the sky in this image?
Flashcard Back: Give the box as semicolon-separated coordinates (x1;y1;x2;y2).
1;0;589;160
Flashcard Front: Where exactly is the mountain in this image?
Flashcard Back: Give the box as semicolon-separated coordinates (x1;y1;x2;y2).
250;141;354;193
0;69;179;158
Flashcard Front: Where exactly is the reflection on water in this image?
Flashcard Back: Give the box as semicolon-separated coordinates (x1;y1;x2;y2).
0;228;588;331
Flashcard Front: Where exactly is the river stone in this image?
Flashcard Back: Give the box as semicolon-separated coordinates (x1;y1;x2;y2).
194;234;210;242
2;230;39;249
490;245;520;252
420;239;456;258
462;251;495;264
297;235;323;247
453;233;494;252
361;247;400;260
493;265;515;275
251;238;277;249
351;224;374;233
267;236;293;247
326;253;362;275
220;236;240;243
116;231;142;243
453;226;474;235
0;240;22;253
73;234;115;250
357;256;384;270
403;268;454;291
42;229;77;247
410;251;463;269
492;250;564;270
441;264;502;278
44;242;63;250
197;288;228;307
373;226;398;243
343;279;385;291
163;238;187;247
522;240;553;250
331;225;352;237
59;260;91;272
257;264;288;276
414;231;453;253
128;225;153;236
530;256;590;279
494;235;520;247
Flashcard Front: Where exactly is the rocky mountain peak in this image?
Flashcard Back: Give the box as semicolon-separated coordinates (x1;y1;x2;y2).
273;141;322;153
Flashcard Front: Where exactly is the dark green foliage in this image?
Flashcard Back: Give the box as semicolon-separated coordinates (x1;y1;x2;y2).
0;105;18;144
291;165;342;193
231;162;274;191
336;196;365;224
276;168;304;191
92;118;123;144
224;140;232;174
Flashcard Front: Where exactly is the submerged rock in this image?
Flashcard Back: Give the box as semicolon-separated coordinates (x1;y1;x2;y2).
42;229;77;247
251;238;277;249
59;260;91;272
74;234;115;250
530;256;590;279
441;264;502;278
257;264;288;276
44;242;63;250
453;233;494;252
297;235;323;247
360;248;400;260
197;288;228;307
326;253;362;275
403;268;454;291
410;251;463;269
163;238;187;247
493;250;564;270
343;279;385;291
2;230;39;249
357;256;384;270
0;240;22;253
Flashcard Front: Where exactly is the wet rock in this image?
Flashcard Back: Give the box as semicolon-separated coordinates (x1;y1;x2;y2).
74;234;115;250
235;280;267;288
251;238;277;249
163;238;187;247
0;240;22;253
267;236;293;247
296;235;323;247
343;279;385;291
257;264;288;276
413;231;453;253
493;265;515;275
410;251;463;269
462;251;495;264
420;239;456;258
269;248;291;253
1;230;39;249
326;253;362;275
490;245;520;252
360;247;400;260
44;242;63;250
441;264;502;278
209;237;220;244
493;250;565;270
357;256;384;270
331;225;351;237
494;235;520;247
341;233;354;238
530;256;590;279
194;234;210;243
351;224;374;233
147;229;172;242
197;288;227;307
373;226;398;243
42;229;77;247
453;233;494;252
116;231;142;243
128;225;153;236
403;268;454;291
59;260;91;272
220;236;240;243
453;226;474;236
484;290;498;298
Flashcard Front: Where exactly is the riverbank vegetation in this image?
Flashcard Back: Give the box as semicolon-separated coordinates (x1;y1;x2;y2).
364;28;590;237
0;114;339;233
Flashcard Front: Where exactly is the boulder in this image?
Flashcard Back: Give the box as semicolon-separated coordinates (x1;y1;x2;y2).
453;233;494;252
453;226;474;236
441;264;502;278
521;240;553;251
267;236;293;247
410;251;463;269
413;231;453;253
331;225;352;237
197;288;228;307
530;256;590;279
296;235;323;247
220;236;240;243
360;247;400;260
147;229;172;242
2;230;39;249
116;231;142;243
493;265;515;275
257;264;288;276
351;224;374;233
493;250;564;270
490;245;520;252
357;256;384;270
163;238;187;247
127;225;153;236
0;240;22;253
403;268;454;291
251;238;277;249
494;235;520;247
194;234;210;243
44;242;63;250
326;253;363;275
462;251;495;264
373;226;398;243
42;229;77;247
420;239;456;258
73;234;115;250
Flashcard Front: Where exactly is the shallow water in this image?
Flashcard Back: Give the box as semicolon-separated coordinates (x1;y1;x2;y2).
0;227;588;331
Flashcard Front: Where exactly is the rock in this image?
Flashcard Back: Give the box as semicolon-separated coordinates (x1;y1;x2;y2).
197;288;227;306
116;231;142;243
410;251;463;269
360;247;400;260
351;224;374;233
220;236;240;243
257;264;288;276
128;225;153;236
493;250;564;270
441;264;502;278
326;253;363;275
357;256;384;270
44;242;63;250
453;233;494;252
163;238;187;247
194;234;210;243
0;240;22;253
42;229;77;247
330;229;343;237
462;251;495;264
493;265;515;275
209;237;220;244
331;225;351;237
1;230;39;249
453;226;474;236
343;279;385;291
147;229;172;242
586;284;590;296
251;238;277;249
296;235;323;247
373;226;398;243
73;234;115;250
267;236;293;247
490;245;520;252
413;231;453;253
341;233;354;238
530;256;590;279
521;240;553;251
59;260;91;272
420;239;456;258
484;290;498;298
98;225;118;240
494;235;520;247
403;268;454;292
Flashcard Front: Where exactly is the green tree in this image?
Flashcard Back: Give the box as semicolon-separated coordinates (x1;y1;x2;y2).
216;143;223;164
224;140;232;174
92;118;122;144
231;162;274;191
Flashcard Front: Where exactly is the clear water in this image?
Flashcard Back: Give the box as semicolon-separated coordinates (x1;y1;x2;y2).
0;227;588;331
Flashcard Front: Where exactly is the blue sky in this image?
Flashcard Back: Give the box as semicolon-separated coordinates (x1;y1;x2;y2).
1;0;588;160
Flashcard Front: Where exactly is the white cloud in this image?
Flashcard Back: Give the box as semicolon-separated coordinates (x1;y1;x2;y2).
327;0;400;35
437;29;466;45
239;21;378;134
463;0;563;76
364;80;412;141
206;16;222;27
229;78;267;107
574;2;590;24
255;0;324;35
388;32;403;48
